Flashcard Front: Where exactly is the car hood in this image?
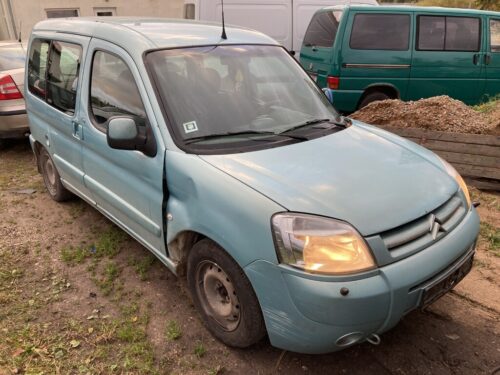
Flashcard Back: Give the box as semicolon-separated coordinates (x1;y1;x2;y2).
200;122;458;236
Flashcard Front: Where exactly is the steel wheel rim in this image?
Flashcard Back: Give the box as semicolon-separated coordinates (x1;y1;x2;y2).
195;260;241;332
43;155;57;195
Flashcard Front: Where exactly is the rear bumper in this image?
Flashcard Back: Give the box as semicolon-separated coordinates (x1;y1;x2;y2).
0;109;29;138
245;207;480;354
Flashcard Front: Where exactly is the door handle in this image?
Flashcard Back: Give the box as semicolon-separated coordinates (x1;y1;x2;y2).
72;120;84;140
473;53;480;65
484;54;491;65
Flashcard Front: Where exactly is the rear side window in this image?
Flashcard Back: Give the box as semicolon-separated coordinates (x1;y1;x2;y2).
491;19;500;52
350;14;410;51
417;16;480;52
0;44;26;71
303;11;342;48
27;39;50;101
46;41;82;115
90;51;147;131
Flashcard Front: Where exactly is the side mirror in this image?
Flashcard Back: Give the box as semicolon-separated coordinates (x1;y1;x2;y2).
289;50;296;56
107;117;143;151
322;88;334;104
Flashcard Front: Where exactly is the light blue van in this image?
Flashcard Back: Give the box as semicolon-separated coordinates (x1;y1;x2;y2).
25;18;479;354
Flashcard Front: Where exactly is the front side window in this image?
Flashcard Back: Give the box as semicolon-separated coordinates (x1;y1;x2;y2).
417;16;480;52
27;39;50;101
46;41;82;115
146;45;339;152
491;19;500;52
303;11;343;48
350;14;410;51
90;51;147;131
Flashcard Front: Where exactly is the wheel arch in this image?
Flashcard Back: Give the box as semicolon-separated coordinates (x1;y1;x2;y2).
357;84;400;109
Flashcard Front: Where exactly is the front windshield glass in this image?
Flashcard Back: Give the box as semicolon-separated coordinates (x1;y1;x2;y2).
147;45;339;149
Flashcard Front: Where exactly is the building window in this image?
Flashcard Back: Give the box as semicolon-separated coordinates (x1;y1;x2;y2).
94;7;117;17
46;9;79;18
184;3;195;20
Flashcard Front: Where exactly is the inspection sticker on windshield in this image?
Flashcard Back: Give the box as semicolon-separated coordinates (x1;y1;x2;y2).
183;121;198;134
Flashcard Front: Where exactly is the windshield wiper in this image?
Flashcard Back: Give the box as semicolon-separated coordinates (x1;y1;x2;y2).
279;117;348;135
184;130;306;145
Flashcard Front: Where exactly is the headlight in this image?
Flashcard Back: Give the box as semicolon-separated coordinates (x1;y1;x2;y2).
438;157;471;209
271;213;376;275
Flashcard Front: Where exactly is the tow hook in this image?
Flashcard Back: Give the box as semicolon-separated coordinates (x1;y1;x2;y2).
366;333;381;345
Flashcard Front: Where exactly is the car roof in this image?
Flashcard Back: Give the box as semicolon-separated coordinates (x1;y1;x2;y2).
0;41;22;47
320;4;499;16
32;17;279;52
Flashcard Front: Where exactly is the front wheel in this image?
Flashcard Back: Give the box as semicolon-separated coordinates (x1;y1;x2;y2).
187;239;266;348
358;91;391;109
39;148;73;202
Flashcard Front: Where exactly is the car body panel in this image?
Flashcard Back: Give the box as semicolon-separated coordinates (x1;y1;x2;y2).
201;121;457;236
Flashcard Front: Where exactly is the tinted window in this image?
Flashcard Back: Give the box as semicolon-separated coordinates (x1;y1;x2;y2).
0;44;26;71
303;11;342;48
46;9;79;18
27;39;50;101
490;19;500;52
350;14;410;50
46;41;82;115
90;51;147;131
418;16;480;52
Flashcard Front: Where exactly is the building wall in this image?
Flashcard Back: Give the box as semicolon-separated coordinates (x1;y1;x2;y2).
4;0;184;41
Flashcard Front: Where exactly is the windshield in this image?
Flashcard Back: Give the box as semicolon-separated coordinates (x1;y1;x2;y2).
0;44;26;71
147;45;339;151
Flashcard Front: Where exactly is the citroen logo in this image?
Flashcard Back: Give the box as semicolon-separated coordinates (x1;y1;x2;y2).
428;214;446;240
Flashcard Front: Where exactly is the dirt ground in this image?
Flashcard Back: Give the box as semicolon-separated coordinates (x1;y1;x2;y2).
0;139;499;375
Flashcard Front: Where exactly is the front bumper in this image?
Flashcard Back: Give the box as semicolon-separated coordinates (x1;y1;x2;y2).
245;207;479;354
0;109;29;139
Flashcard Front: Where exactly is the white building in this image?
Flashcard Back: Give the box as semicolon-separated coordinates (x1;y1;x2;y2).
0;0;185;41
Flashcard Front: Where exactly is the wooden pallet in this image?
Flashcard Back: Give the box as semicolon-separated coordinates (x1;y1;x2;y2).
378;126;500;191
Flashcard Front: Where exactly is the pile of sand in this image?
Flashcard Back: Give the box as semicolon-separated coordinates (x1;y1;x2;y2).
350;95;499;135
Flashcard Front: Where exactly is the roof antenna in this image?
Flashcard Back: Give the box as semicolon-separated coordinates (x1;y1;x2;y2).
17;21;22;42
221;0;227;40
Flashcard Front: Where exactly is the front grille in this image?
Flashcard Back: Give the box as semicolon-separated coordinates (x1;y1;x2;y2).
380;193;466;256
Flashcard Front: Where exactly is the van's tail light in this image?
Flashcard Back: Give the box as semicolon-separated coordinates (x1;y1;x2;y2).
327;76;340;90
0;75;23;100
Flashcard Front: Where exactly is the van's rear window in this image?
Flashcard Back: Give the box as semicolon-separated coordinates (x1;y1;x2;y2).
350;14;410;51
303;11;343;48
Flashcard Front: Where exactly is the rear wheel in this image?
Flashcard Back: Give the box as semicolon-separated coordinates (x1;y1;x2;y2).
39;148;72;202
358;91;391;109
187;239;266;348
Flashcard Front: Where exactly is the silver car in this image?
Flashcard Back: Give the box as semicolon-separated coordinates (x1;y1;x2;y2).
0;41;28;145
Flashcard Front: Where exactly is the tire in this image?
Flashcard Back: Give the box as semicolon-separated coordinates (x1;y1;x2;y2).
39;148;73;202
187;239;266;348
358;91;391;109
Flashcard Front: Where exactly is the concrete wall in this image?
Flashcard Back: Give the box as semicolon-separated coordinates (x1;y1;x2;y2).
2;0;184;41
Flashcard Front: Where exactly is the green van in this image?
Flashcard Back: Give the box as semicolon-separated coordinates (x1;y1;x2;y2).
300;5;500;112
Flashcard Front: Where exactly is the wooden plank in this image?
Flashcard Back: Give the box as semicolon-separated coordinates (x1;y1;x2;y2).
434;150;500;169
379;126;500;146
453;163;500;180
465;178;500;192
412;139;500;158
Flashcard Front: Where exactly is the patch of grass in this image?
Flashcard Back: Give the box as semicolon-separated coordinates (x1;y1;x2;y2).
165;320;182;341
480;222;500;257
95;261;121;295
470;187;500;212
133;254;156;281
472;96;499;113
117;320;146;343
61;245;89;266
194;341;206;358
93;227;127;258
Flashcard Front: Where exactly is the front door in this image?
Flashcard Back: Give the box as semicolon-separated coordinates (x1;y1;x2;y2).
79;39;166;256
407;13;485;104
485;17;500;100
